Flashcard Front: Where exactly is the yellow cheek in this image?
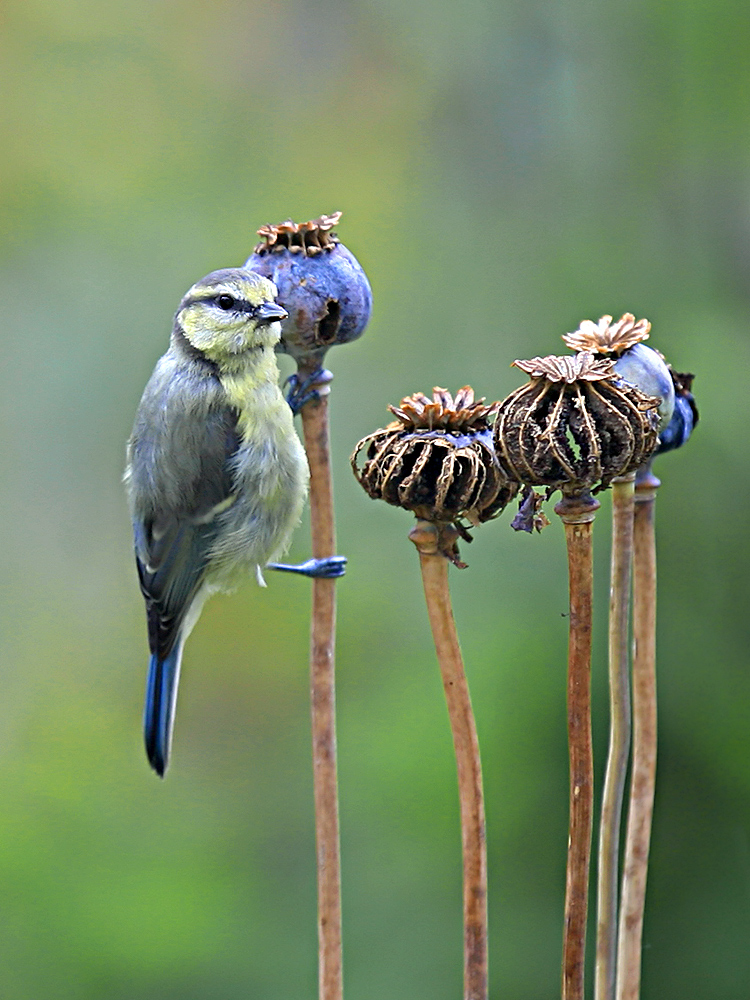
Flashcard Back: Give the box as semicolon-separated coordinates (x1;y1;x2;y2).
180;307;200;342
180;305;247;355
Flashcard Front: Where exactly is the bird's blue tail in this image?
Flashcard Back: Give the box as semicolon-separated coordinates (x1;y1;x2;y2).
144;645;183;777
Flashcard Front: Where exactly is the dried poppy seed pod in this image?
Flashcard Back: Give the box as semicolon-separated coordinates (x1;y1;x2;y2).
562;313;675;431
244;211;372;368
494;352;660;495
351;387;518;564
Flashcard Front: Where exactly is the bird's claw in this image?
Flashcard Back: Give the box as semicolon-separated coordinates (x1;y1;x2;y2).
268;556;347;579
284;368;334;415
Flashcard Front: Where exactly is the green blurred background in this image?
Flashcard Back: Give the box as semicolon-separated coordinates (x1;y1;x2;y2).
1;1;749;997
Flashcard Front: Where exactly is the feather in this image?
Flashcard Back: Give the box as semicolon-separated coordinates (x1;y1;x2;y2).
144;645;183;777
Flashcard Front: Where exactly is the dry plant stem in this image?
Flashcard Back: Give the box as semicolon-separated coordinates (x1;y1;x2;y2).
299;364;343;1000
616;468;660;1000
555;491;600;1000
595;473;635;1000
409;520;488;1000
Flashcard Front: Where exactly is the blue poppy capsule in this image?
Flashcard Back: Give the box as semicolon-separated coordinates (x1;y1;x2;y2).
613;343;675;432
656;370;698;455
244;212;372;368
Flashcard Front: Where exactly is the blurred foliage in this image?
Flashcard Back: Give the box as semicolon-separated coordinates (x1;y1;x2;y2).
1;0;749;997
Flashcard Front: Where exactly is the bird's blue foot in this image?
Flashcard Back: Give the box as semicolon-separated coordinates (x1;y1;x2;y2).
285;368;334;414
268;556;347;578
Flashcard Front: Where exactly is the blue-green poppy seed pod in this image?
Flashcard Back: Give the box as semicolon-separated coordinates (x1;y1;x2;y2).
655;368;698;455
613;344;674;432
244;211;372;368
562;314;675;431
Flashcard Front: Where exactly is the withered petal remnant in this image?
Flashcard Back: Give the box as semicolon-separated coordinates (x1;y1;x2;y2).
510;485;551;533
562;313;652;356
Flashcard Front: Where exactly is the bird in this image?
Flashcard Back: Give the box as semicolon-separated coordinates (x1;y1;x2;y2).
124;268;344;777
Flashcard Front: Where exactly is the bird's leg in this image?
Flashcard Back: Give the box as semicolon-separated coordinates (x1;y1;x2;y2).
277;368;345;575
285;368;334;415
267;556;347;578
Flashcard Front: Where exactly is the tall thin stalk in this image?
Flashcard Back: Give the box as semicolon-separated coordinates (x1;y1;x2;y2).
595;473;635;1000
246;212;372;1000
300;365;343;1000
409;520;488;1000
555;491;600;1000
495;347;659;1000
616;467;660;1000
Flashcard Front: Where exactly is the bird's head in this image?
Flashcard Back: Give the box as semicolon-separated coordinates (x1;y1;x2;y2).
175;268;288;364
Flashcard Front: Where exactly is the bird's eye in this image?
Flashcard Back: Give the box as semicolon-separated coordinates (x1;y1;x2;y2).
217;294;235;311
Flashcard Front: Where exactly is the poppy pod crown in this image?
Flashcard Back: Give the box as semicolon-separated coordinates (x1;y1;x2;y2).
562;313;651;356
253;213;342;257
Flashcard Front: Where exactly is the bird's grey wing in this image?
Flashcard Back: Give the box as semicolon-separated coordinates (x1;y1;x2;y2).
133;404;241;659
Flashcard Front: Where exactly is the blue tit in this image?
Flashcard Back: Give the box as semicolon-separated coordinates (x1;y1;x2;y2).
125;268;342;777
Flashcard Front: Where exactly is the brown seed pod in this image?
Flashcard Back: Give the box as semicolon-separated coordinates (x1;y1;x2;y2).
351;387;518;561
494;352;660;495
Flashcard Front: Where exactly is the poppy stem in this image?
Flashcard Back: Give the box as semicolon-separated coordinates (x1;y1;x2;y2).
299;364;343;1000
616;465;660;1000
409;519;488;1000
595;473;635;1000
555;490;600;1000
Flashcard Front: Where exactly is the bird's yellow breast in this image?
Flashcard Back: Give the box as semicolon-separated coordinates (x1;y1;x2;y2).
219;355;295;448
207;355;308;581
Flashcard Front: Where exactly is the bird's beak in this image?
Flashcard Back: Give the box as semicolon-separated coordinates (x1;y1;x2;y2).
256;302;288;324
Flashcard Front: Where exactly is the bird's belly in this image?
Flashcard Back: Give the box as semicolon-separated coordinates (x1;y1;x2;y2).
205;436;307;587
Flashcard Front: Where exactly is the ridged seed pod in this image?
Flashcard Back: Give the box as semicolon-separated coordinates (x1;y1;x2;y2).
244;211;372;367
352;387;518;562
494;352;660;495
